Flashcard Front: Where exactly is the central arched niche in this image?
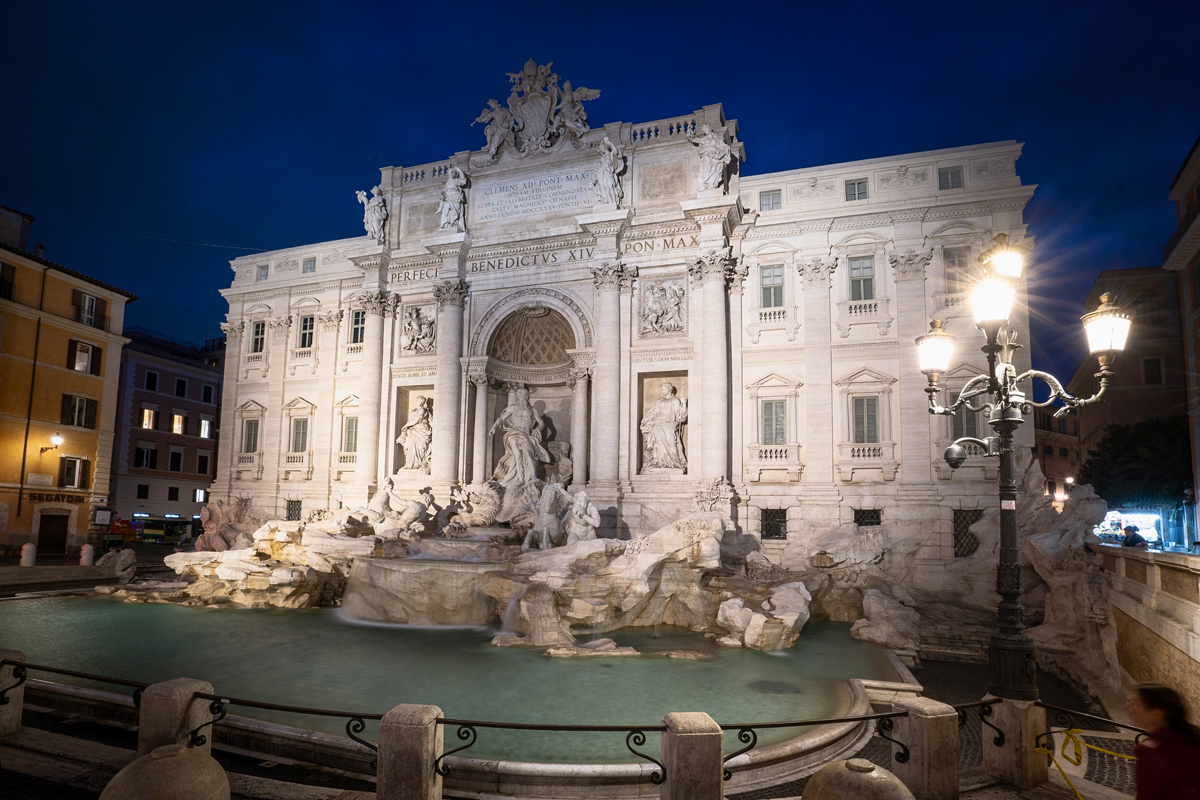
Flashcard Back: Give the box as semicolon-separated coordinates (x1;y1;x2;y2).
487;306;575;365
484;306;577;482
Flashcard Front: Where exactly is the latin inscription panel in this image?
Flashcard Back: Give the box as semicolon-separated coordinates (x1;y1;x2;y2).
472;170;595;225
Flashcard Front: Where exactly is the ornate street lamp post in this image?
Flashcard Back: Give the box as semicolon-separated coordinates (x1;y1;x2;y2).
915;235;1130;700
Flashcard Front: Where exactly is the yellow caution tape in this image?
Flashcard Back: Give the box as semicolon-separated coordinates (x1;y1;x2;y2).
1033;729;1137;800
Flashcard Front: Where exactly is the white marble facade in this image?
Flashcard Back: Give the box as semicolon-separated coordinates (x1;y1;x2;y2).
213;66;1035;568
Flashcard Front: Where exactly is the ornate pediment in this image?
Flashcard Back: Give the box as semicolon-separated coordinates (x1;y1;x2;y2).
834;366;895;388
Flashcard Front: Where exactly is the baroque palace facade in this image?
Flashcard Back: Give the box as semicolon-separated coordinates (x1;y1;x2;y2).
213;63;1035;569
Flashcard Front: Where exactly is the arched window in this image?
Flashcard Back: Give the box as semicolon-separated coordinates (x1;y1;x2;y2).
1130;290;1162;325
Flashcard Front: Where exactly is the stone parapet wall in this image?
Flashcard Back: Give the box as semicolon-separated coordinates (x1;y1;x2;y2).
0;564;122;596
1101;545;1200;711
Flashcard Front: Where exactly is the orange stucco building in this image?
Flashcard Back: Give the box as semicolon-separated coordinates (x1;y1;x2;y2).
0;206;136;554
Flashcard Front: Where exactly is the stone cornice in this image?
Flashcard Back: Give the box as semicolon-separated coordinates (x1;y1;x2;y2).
465;234;596;260
622;221;701;241
350;251;390;271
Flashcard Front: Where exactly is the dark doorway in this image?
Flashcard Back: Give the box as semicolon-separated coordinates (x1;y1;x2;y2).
37;513;70;554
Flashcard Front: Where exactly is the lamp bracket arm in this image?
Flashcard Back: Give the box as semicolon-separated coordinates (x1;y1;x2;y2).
939;375;992;415
1015;369;1082;416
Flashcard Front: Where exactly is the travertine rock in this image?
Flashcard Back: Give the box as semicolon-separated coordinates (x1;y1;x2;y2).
850;588;921;651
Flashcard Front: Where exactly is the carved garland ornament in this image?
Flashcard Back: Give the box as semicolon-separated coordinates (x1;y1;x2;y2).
797;257;838;286
433;279;470;311
318;309;343;332
888;249;934;281
266;316;292;336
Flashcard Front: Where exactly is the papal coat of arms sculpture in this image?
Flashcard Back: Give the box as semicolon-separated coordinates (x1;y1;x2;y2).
473;58;601;162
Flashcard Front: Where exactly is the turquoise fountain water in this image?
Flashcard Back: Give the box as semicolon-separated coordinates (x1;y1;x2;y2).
0;595;893;762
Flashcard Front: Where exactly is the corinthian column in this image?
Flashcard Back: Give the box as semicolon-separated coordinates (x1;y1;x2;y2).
688;249;734;480
431;279;469;485
569;368;590;486
590;261;635;486
355;292;391;498
470;375;489;484
798;256;837;485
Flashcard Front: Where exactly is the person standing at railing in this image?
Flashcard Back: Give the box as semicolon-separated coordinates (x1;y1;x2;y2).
1126;684;1200;798
1122;525;1149;548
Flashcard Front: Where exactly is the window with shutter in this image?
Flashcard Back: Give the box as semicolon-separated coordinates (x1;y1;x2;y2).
90;345;102;376
84;399;96;430
762;400;786;445
853;396;879;443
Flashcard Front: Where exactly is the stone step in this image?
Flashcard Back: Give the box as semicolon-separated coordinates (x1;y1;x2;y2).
918;629;990;664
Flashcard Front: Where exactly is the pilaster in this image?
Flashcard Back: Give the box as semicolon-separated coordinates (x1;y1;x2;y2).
590;261;635;492
430;275;469;488
688;249;736;481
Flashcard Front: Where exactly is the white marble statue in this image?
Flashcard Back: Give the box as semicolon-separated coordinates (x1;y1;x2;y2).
593;136;625;206
564;490;601;545
438;167;467;232
473;99;517;160
556;81;601;138
687;125;733;192
397;396;432;471
489;387;551;488
640;382;688;470
400;307;436;353
522;482;572;551
356;186;388;244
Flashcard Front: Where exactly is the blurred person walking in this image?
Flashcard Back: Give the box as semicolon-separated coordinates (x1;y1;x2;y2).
1126;684;1200;798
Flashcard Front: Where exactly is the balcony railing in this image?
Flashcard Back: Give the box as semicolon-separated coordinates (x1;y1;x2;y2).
293;348;312;360
346;344;363;356
630;116;696;144
747;305;800;343
338;453;358;465
835;297;892;337
836;442;898;480
746;443;802;481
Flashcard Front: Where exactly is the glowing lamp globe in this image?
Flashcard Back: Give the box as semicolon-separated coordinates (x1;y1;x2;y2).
979;232;1027;280
916;319;954;375
970;277;1015;326
51;433;64;447
1082;293;1131;356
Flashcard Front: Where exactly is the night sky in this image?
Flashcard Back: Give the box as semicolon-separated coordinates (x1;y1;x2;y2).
3;1;1197;382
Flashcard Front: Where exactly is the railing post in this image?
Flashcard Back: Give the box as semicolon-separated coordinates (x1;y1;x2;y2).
137;678;214;756
377;703;443;800
891;697;958;800
982;697;1046;790
0;650;27;737
661;712;723;800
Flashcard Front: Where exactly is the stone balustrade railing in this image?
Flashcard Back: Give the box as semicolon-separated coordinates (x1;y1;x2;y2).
836;297;892;337
630;117;696;144
400;161;453;187
746;443;803;481
836;442;898;481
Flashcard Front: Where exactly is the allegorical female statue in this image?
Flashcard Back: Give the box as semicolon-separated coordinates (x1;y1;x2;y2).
356;186;388;244
688;125;732;192
396;396;432;471
593;136;625;207
640;382;688;470
489;387;551;488
438;167;468;232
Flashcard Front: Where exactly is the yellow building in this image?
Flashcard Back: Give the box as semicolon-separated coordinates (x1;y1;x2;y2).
0;206;136;554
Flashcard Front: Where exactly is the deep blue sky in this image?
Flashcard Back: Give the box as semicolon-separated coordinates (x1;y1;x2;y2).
3;1;1197;381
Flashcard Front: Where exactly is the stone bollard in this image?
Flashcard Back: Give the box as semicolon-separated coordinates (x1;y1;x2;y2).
804;758;915;799
981;696;1047;790
890;697;959;800
20;543;35;566
80;544;95;565
377;703;443;800
660;712;723;800
138;678;215;757
0;649;27;738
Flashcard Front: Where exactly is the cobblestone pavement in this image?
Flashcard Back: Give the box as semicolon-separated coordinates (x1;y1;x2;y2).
1080;737;1136;795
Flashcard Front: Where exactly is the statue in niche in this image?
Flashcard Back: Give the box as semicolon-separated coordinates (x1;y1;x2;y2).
564;490;601;545
687;125;733;192
641;281;685;335
356;186;388;244
640;382;688;470
489;386;551;488
473;99;517;161
592;136;625;206
556;81;601;138
397;396;433;471
438;167;468;232
400;307;436;354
